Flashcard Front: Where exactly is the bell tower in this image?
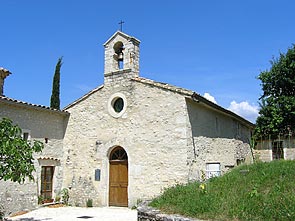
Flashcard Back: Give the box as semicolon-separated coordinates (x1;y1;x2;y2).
103;31;140;84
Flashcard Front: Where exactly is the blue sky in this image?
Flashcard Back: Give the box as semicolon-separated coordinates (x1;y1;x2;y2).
1;0;295;123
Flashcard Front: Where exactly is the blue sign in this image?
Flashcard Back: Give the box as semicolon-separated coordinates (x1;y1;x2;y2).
95;169;101;181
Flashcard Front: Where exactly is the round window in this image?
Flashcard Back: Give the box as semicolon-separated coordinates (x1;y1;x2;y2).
108;93;127;118
113;97;124;113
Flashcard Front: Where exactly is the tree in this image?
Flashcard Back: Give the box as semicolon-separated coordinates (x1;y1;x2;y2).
50;57;63;110
0;118;44;183
255;44;295;139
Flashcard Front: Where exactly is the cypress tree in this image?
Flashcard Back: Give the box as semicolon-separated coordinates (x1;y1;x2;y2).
50;57;63;110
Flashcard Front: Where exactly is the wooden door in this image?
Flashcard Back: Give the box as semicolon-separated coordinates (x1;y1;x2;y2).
41;166;54;199
109;147;128;207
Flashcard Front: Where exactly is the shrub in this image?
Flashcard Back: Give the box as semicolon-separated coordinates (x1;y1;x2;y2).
60;188;69;205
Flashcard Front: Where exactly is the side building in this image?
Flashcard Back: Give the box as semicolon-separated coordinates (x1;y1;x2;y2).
0;69;69;215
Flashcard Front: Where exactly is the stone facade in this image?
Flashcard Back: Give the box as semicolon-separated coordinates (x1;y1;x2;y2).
62;72;253;207
0;97;69;215
0;31;254;215
61;31;254;207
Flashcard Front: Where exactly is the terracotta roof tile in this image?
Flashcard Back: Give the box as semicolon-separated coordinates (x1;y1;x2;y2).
0;96;69;115
37;157;60;161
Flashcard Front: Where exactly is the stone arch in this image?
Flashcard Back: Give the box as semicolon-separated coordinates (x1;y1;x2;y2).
113;41;124;69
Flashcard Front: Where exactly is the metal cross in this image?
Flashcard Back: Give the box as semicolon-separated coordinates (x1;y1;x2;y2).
119;20;125;32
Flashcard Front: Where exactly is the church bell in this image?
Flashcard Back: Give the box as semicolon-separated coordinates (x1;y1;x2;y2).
118;52;124;61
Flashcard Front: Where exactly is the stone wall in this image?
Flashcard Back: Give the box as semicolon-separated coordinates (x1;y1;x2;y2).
187;137;251;181
137;201;204;221
186;98;252;181
0;101;68;215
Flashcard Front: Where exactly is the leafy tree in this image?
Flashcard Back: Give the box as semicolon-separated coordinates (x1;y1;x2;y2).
0;118;44;183
255;44;295;139
50;57;63;110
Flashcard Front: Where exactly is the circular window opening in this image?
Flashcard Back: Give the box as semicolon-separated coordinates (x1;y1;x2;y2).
108;93;127;118
113;97;124;113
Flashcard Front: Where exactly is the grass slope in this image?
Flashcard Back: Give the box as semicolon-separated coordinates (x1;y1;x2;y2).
150;160;295;221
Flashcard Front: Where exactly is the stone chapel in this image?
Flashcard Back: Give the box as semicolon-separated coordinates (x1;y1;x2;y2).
0;31;254;214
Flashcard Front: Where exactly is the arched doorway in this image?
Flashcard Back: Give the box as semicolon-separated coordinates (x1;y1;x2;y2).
109;146;128;207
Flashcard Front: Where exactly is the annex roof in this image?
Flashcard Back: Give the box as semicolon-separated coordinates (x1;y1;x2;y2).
0;96;69;116
132;77;255;128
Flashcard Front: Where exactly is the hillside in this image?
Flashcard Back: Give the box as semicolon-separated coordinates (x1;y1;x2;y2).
150;160;295;221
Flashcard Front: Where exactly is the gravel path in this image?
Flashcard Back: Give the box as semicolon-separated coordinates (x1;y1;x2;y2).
6;206;137;221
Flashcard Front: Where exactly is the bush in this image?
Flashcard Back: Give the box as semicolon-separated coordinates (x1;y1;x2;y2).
60;188;69;205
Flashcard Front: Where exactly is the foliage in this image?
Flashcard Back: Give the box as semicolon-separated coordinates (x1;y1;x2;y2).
150;160;295;221
86;198;93;207
0;118;44;183
50;57;63;110
38;195;44;205
255;44;295;139
55;195;61;202
60;188;69;205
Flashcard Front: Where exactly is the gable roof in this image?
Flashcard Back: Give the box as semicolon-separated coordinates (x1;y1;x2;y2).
103;31;140;47
0;96;69;116
63;85;104;110
63;75;254;128
132;77;255;128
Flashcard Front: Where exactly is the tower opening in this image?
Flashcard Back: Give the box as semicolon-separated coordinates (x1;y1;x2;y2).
113;41;124;70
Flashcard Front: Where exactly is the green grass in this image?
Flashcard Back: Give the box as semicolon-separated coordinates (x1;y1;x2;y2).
150;160;295;221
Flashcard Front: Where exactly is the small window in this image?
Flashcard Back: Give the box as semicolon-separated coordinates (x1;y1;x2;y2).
23;132;29;141
206;163;221;179
22;130;31;141
110;147;128;161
